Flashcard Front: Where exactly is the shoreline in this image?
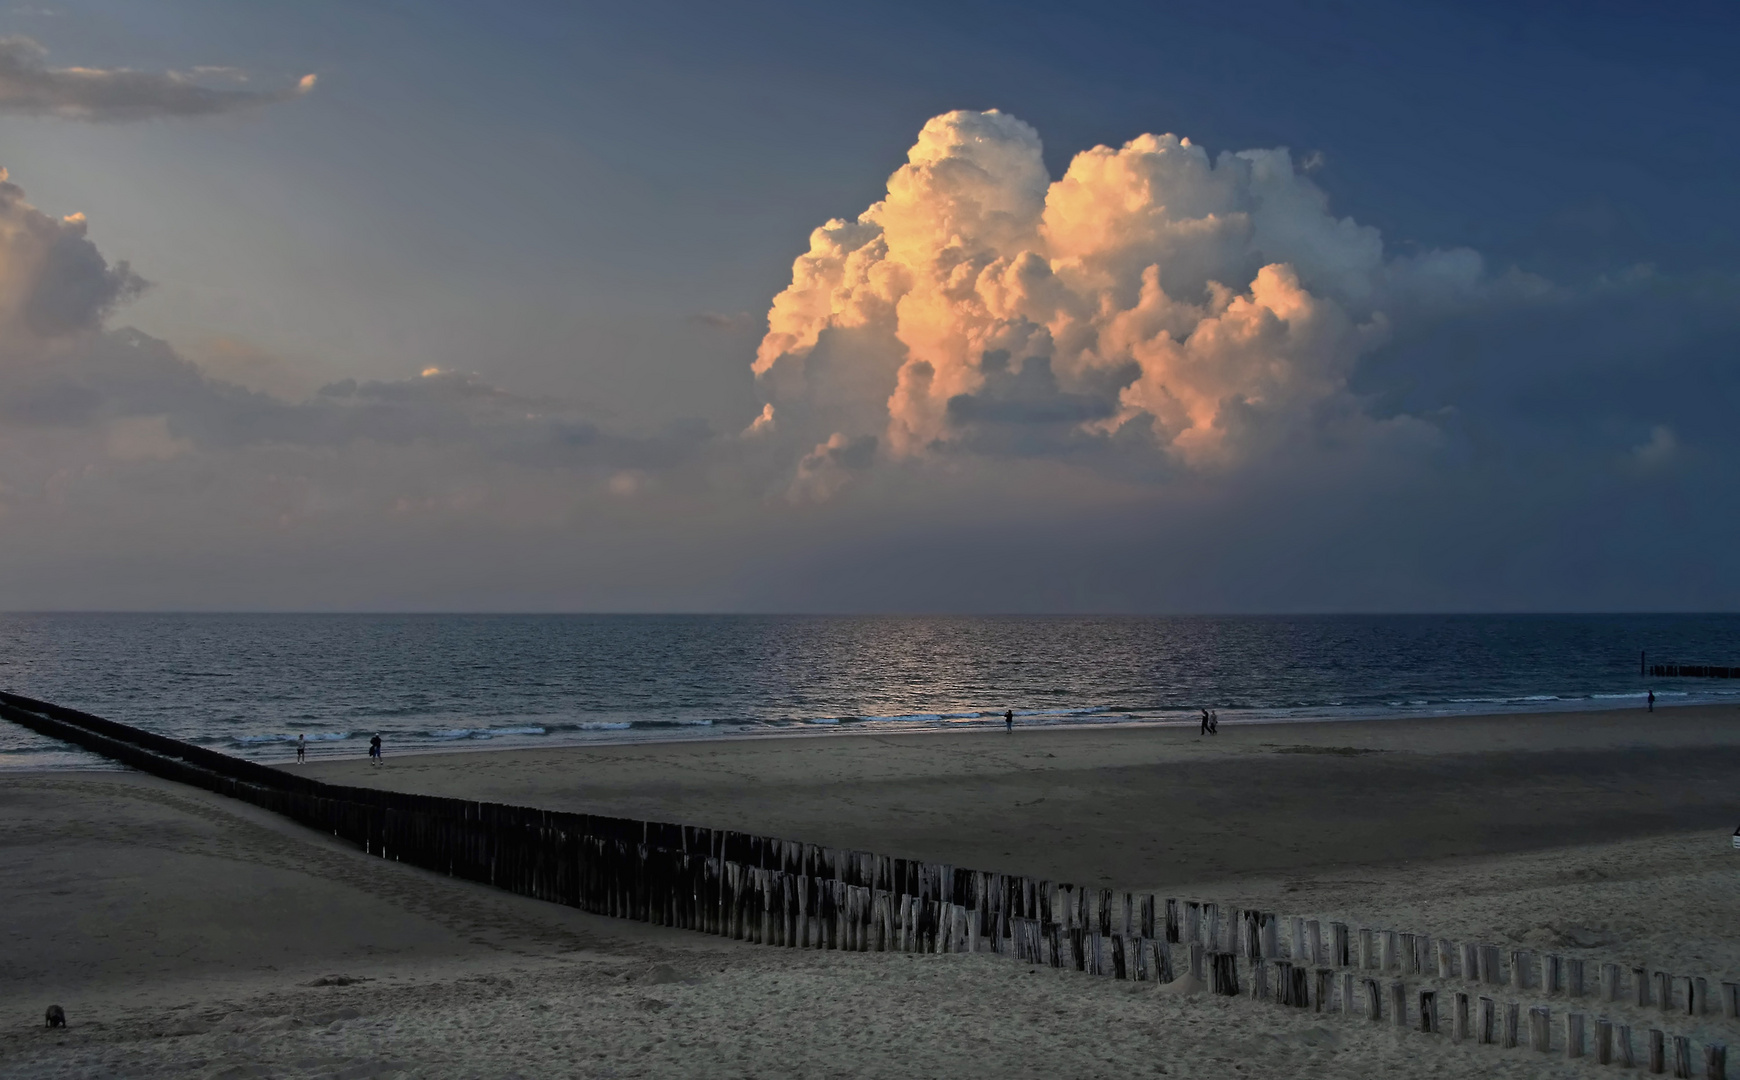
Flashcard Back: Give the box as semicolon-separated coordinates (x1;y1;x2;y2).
8;695;1734;773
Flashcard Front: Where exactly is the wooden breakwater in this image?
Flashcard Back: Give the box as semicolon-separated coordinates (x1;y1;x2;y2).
1650;664;1738;679
4;689;1735;1073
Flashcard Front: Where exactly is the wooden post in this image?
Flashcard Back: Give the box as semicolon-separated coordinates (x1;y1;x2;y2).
1637;966;1653;1007
1165;897;1180;943
1504;1002;1520;1049
1332;922;1350;967
1359;928;1375;969
1511;949;1532;990
1569;957;1587;997
1438;938;1455;980
1546;953;1564;995
1112;934;1128;979
1675;1035;1693;1079
1250;956;1269;1001
1185;901;1201;945
1363;978;1382;1021
1658;971;1675;1013
1391;980;1407;1027
1481;944;1502;985
1650;1029;1666;1074
1597;1018;1614;1064
1122;892;1134;939
1463;942;1479;981
1385;931;1401;973
966;903;980;953
1307;920;1323;967
1314;968;1333;1012
1726;982;1740;1019
1619;1024;1636;1068
1692;976;1709;1016
1604;962;1622;1002
1141;894;1156;939
1155;939;1175;983
1343;973;1356;1016
1479;995;1496;1044
1530;1006;1551;1052
1134;935;1150;981
1205;904;1220;951
1708;1042;1727;1080
1418;989;1438;1033
1452;992;1470;1040
1291;916;1304;961
1567;1012;1586;1058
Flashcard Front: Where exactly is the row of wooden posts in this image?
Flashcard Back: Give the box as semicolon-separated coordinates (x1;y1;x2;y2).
1649;664;1736;678
2;689;1733;1075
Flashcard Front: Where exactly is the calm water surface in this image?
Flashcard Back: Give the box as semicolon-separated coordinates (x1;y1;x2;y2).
2;613;1736;769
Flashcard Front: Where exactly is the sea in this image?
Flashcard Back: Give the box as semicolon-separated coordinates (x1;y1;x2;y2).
1;613;1736;771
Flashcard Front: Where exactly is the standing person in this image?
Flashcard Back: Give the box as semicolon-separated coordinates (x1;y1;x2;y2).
369;733;382;764
1005;709;1014;732
1209;709;1219;735
1200;709;1210;735
296;734;306;764
1648;691;1655;713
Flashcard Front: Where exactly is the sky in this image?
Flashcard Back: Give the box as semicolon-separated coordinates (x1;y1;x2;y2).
0;0;1736;612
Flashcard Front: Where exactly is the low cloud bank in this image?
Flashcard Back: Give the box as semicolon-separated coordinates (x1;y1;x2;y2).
0;37;314;121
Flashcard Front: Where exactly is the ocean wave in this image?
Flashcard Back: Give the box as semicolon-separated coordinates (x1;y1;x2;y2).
233;731;351;746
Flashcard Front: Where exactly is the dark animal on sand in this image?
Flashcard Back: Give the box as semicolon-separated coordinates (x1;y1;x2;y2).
45;1004;65;1028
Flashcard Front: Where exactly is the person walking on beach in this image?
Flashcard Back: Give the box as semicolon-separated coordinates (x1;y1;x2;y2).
1200;709;1210;735
1209;709;1219;735
1005;709;1014;732
1648;691;1655;713
296;734;306;764
369;733;382;765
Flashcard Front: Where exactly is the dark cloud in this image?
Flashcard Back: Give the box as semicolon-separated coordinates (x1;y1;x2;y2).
0;36;314;122
0;169;146;336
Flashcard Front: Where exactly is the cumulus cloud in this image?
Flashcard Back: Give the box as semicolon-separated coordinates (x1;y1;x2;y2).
0;36;314;121
789;431;876;503
753;110;1526;492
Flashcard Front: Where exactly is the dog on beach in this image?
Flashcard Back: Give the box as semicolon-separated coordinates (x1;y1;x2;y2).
45;1004;65;1028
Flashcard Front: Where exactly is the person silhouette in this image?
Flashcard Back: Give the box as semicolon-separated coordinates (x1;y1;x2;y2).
369;733;382;764
296;734;306;764
1004;709;1014;732
1209;709;1219;735
1648;691;1655;713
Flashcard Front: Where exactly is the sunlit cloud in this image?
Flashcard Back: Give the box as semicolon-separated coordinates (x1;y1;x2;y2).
753;110;1532;494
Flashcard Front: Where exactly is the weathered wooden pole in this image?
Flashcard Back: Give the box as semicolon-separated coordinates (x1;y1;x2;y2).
1675;1035;1693;1079
1363;977;1382;1021
1658;972;1675;1013
1708;1042;1728;1080
1332;922;1350;967
1597;1017;1615;1064
1619;1024;1636;1068
1568;957;1587;998
1530;1006;1552;1052
1504;1002;1521;1049
1692;976;1709;1016
1567;1012;1586;1058
1512;949;1533;990
1418;989;1438;1033
1650;1028;1667;1074
1479;995;1496;1044
1307;920;1323;967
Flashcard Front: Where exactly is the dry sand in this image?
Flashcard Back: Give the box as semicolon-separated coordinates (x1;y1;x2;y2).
3;704;1740;1078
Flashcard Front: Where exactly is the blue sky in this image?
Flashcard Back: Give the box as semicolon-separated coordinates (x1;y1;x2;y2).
0;1;1735;610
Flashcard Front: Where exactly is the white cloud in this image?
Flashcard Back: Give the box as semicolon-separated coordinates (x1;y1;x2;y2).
753;110;1521;488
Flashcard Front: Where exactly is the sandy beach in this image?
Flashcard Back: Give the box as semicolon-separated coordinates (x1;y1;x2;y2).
5;704;1740;1078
